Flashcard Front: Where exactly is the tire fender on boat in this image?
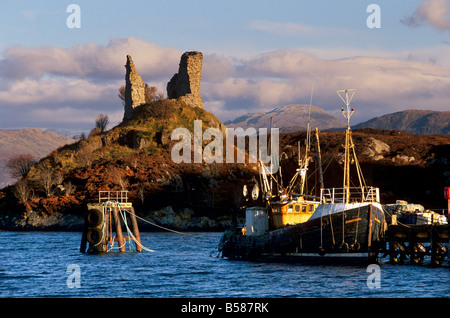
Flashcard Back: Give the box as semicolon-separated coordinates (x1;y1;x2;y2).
339;242;349;253
351;242;360;251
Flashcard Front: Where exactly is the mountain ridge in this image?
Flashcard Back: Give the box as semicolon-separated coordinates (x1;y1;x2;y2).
353;109;450;135
224;104;346;132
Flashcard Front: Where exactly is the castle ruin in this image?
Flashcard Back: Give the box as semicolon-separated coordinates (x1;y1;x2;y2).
122;51;204;120
167;51;203;108
123;55;145;120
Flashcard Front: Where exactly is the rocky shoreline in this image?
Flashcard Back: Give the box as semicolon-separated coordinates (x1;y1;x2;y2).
0;205;233;232
1;200;446;232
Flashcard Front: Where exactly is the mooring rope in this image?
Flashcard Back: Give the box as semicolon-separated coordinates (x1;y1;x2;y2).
116;205;155;252
101;200;157;252
115;202;192;236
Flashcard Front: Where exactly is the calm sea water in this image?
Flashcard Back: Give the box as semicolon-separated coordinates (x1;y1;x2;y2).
0;231;448;298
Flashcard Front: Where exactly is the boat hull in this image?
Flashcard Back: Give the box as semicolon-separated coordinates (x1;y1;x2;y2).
220;203;386;264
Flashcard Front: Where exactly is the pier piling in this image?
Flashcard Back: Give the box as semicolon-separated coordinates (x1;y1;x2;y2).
383;222;449;266
81;191;143;254
112;206;126;252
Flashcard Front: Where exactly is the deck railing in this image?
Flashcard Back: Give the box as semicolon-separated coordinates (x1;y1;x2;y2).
320;187;380;204
98;191;128;204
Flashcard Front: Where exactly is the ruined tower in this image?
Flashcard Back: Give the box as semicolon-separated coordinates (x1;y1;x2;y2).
167;51;203;108
123;55;146;120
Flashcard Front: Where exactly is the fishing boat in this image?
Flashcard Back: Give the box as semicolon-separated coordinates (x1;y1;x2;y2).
218;89;387;263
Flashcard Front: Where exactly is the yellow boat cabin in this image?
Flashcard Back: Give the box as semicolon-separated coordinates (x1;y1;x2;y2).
271;199;319;229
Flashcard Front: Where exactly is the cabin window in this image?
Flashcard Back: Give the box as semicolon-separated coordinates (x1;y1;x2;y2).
302;205;307;212
288;205;293;212
295;205;300;212
309;205;314;212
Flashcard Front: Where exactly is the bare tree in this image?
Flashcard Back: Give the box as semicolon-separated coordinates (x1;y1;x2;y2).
36;166;58;197
95;113;109;133
144;84;165;103
75;144;95;167
137;182;146;205
78;132;87;141
107;167;129;190
118;84;164;106
6;154;36;179
118;86;126;106
13;179;32;203
63;181;76;197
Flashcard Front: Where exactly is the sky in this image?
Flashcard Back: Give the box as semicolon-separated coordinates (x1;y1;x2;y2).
0;0;450;133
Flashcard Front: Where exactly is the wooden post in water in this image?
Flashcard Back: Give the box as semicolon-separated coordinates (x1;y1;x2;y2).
112;206;126;252
129;207;142;252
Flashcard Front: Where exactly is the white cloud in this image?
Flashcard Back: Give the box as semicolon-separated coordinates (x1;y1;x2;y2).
0;37;181;129
401;0;450;32
0;37;181;81
203;49;450;123
1;37;450;130
0;78;119;105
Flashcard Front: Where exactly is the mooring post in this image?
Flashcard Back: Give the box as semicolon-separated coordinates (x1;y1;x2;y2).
430;224;437;266
129;207;142;252
112;206;126;252
105;206;111;247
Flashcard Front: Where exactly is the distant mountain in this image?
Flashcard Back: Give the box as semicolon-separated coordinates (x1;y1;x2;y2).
224;104;346;133
0;128;75;188
45;128;86;139
353;110;450;135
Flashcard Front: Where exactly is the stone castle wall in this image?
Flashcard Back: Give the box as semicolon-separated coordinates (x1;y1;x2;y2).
123;55;145;120
167;51;203;108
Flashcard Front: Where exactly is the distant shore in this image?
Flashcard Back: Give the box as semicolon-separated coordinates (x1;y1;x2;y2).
0;207;232;232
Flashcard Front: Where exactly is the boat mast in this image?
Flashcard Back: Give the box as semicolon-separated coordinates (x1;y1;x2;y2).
299;86;314;195
337;89;356;204
315;127;324;190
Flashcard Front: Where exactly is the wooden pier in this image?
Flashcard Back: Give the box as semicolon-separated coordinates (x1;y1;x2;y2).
379;190;450;266
80;191;143;254
381;219;449;266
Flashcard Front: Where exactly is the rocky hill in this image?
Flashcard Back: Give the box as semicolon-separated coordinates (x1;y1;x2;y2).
0;51;249;232
353;110;450;135
0;129;75;188
224;104;346;133
0;99;255;231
